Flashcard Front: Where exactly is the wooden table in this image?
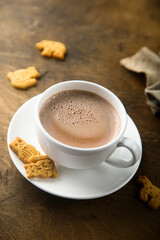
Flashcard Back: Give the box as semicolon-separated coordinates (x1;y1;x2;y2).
0;0;160;239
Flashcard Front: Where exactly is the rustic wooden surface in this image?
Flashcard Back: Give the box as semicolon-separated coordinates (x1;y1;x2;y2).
0;0;160;239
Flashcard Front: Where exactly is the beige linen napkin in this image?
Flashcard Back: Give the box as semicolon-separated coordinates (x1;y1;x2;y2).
120;47;160;116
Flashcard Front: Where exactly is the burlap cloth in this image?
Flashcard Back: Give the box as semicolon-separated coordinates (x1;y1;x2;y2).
120;47;160;116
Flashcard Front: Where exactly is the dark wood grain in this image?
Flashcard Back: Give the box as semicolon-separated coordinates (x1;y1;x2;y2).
0;0;160;239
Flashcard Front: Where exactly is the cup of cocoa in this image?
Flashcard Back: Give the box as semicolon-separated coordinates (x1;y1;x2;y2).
35;80;141;169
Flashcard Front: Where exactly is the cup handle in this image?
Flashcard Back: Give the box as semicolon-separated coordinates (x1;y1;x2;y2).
106;137;141;168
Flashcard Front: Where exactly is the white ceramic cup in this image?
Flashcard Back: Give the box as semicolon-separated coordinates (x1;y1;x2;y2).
35;80;141;169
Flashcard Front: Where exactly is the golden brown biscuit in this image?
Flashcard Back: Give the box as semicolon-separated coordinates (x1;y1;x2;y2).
9;137;40;163
137;175;160;210
7;66;40;89
35;40;66;60
24;157;57;178
9;137;58;179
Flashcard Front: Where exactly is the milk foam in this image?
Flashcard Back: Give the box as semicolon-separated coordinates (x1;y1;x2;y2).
39;90;121;148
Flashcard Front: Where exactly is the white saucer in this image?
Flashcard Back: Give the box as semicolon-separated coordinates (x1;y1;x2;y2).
7;95;142;200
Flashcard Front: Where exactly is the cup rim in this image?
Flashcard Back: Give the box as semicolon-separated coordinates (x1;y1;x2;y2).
35;80;127;152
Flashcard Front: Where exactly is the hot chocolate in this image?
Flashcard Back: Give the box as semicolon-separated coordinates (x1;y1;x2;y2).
39;90;121;148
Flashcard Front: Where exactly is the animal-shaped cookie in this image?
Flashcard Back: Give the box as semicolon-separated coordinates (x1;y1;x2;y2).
137;175;160;210
9;137;58;179
24;155;57;178
7;66;40;89
9;137;40;163
35;40;66;60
